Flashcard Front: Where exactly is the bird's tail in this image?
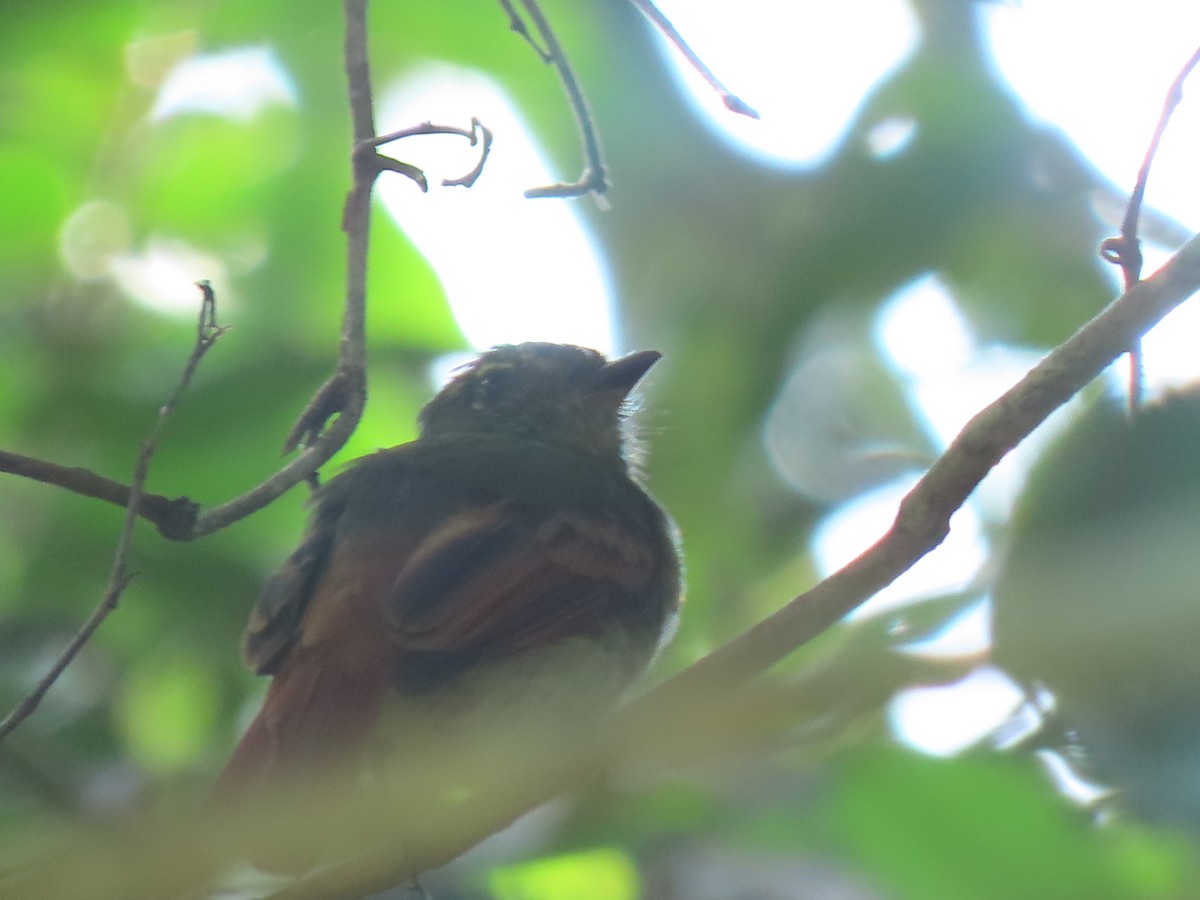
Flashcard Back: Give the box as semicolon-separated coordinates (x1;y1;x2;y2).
208;654;387;871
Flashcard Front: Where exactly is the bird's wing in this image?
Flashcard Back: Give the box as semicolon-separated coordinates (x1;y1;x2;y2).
385;500;658;686
243;515;340;676
215;505;419;808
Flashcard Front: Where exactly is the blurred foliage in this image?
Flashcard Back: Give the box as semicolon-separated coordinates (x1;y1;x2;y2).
995;387;1200;832
1;0;1198;898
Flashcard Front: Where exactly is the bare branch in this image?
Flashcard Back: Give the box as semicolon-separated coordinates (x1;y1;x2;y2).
184;2;378;532
195;9;495;531
510;0;608;200
2;2;382;540
261;231;1200;898
0;575;134;745
0;282;226;743
345;119;496;198
442;118;494;188
343;0;376;145
497;0;551;61
1101;45;1200;284
628;0;759;118
0;451;198;540
373;154;430;192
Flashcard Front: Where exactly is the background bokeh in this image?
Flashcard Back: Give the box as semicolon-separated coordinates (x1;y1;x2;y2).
4;1;1200;897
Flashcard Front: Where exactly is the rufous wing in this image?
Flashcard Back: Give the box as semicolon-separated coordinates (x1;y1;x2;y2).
386;502;658;690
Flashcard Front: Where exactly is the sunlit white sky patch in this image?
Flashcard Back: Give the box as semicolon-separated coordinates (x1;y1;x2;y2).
649;0;919;166
983;1;1200;232
876;274;1082;521
152;46;295;121
654;1;1200;232
876;275;975;379
889;667;1025;757
59;198;231;316
376;64;616;356
110;238;229;316
896;597;991;659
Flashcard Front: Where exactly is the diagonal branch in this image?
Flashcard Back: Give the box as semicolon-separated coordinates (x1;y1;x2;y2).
631;232;1200;718
498;0;551;61
1101;44;1200;286
0;451;198;540
265;231;1200;899
628;0;759;118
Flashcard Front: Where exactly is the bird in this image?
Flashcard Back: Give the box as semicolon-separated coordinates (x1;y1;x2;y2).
211;342;682;866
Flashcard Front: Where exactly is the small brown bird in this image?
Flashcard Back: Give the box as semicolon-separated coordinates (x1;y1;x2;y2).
213;343;681;855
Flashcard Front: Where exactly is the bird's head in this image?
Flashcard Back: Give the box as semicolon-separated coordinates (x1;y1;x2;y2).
419;343;661;462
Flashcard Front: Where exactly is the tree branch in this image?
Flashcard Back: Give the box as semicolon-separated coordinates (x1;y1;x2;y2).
498;0;551;61
11;230;1200;900
263;232;1200;898
508;0;608;199
0;451;198;540
0;282;227;743
191;6;492;524
627;0;759;118
632;232;1200;717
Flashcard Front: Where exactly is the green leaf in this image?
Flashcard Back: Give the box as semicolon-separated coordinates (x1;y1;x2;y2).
116;654;219;773
488;848;640;900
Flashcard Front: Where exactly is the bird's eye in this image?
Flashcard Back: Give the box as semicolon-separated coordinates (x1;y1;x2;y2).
471;366;513;409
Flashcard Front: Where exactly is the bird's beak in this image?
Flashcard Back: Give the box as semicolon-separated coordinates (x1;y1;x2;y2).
592;350;662;398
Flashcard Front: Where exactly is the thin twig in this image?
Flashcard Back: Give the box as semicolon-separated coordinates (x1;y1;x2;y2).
513;0;608;199
1100;43;1200;408
0;283;226;743
0;451;198;540
362;118;495;193
193;0;379;529
441;118;494;188
628;0;759;118
497;0;551;61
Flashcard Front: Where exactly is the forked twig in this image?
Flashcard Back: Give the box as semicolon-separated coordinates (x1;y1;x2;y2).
497;0;550;61
0;282;227;743
1100;43;1200;407
441;118;494;188
507;0;608;199
355;118;494;196
503;0;756;199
